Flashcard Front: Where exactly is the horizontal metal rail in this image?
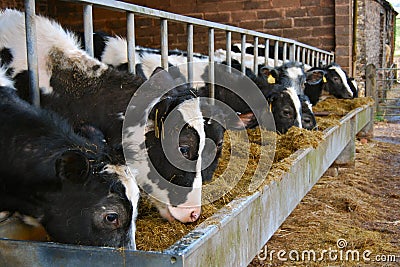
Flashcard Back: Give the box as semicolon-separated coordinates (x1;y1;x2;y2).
24;0;334;101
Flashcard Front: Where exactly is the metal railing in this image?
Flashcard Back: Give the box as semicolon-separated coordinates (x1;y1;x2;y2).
376;66;400;120
24;0;335;106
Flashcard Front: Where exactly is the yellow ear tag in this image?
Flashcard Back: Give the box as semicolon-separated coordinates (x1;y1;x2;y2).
267;75;276;84
323;76;327;83
269;103;273;112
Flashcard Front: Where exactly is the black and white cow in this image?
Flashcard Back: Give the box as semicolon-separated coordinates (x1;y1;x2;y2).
84;33;312;133
305;63;358;105
0;82;139;248
0;9;207;223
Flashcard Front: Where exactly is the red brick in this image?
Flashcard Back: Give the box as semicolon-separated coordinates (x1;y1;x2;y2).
286;8;308;18
294;17;322;27
257;10;283;20
335;15;351;25
307;7;334;17
300;0;321;7
320;0;334;7
264;18;293;29
216;2;245;12
335;5;350;16
204;12;231;23
283;28;313;38
231;10;257;21
244;1;272;10
311;26;335;37
336;35;351;46
272;0;300;8
322;15;335;25
239;20;264;30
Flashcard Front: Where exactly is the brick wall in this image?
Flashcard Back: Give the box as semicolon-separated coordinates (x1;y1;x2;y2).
1;0;396;79
0;0;337;60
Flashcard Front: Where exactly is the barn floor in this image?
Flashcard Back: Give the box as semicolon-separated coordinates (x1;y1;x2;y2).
249;123;400;266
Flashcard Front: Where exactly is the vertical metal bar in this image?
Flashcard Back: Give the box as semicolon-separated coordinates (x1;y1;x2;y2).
253;36;258;75
316;52;320;67
226;31;231;71
208;28;215;103
302;48;306;64
187;24;194;86
264;39;269;66
126;12;136;74
289;43;295;61
83;4;94;57
283;42;287;61
240;34;246;73
24;0;40;107
274;41;279;66
307;50;311;65
311;51;315;67
160;19;168;69
296;46;301;63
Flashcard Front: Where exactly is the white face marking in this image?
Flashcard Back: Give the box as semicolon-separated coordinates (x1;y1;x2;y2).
177;98;205;189
286;67;305;95
101;164;139;250
0;68;14;88
329;65;353;97
286;87;302;128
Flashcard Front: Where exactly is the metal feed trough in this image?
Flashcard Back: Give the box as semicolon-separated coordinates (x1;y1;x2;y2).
0;1;370;266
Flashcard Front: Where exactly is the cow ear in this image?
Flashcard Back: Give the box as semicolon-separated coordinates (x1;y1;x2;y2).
260;66;277;84
306;69;325;85
56;150;90;183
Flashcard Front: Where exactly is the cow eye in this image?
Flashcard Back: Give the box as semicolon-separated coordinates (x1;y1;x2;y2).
104;213;119;226
179;146;190;158
282;109;292;117
217;140;223;148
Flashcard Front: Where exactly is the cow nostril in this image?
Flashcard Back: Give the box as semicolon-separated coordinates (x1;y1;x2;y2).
190;211;200;222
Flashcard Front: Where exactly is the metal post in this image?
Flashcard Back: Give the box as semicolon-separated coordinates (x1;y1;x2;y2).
126;12;136;74
187;24;194;86
208;28;215;104
311;51;315;67
83;4;94;57
274;41;279;66
264;39;269;66
241;34;246;73
24;0;40;107
283;42;287;61
226;31;231;71
296;46;301;63
289;43;295;62
160;19;168;69
253;36;258;75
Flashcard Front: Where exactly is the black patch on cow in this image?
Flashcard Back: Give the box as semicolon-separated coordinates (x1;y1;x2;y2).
267;86;298;134
0;48;13;67
0;85;133;247
298;94;317;130
13;70;31;102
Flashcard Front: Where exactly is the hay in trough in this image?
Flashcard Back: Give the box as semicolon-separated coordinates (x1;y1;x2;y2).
313;97;374;117
136;127;325;251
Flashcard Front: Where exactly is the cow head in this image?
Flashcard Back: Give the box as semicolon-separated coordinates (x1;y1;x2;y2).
324;63;354;99
298;94;317;131
261;61;306;96
264;84;303;134
39;150;138;248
